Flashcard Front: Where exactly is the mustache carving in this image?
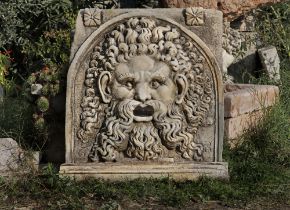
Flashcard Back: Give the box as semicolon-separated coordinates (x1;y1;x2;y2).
89;99;204;162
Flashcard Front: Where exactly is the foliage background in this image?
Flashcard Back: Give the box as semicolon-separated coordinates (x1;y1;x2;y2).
0;0;75;149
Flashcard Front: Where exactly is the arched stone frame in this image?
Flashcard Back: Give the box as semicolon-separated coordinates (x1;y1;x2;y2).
65;11;224;164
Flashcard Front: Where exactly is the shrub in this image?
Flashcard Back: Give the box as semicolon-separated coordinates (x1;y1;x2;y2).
0;0;75;146
37;97;50;112
0;0;74;140
0;97;43;149
256;2;290;59
0;52;11;89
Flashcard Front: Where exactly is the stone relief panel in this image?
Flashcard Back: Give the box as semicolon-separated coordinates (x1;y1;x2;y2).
74;17;216;163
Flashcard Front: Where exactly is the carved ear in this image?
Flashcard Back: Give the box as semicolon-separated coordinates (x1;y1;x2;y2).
175;74;188;104
98;71;112;103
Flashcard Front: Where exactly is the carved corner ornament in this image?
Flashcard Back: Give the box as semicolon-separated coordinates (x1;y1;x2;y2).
185;7;205;26
83;8;101;27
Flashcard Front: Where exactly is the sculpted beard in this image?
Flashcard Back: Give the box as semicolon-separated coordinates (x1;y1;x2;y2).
89;99;204;162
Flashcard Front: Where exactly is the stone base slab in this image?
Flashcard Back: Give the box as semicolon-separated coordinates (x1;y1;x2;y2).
59;162;228;181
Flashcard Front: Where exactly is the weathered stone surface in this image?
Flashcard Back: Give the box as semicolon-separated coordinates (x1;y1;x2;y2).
0;138;41;174
60;162;228;181
161;0;284;21
258;46;281;82
224;84;279;118
224;84;279;141
223;22;242;57
62;8;227;180
69;9;101;62
70;8;224;70
222;49;235;83
222;22;242;83
23;151;42;171
225;110;263;142
0;138;23;172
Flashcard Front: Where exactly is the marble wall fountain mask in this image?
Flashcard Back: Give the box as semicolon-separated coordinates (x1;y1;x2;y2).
75;17;214;163
62;8;228;180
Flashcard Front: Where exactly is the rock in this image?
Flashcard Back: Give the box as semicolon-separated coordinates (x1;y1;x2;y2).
238;15;256;32
31;84;43;95
225;110;264;144
0;138;23;172
222;49;235;83
161;0;284;21
24;151;42;170
222;22;241;83
0;138;41;174
258;46;281;83
223;22;242;58
224;84;279;118
224;84;279;143
32;151;41;165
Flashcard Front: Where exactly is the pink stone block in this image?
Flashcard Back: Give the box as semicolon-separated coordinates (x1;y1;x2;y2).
224;84;279;141
224;84;279;118
225;110;263;145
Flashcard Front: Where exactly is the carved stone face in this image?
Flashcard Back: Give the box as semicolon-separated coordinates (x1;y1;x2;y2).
89;54;206;162
113;55;176;104
99;55;188;123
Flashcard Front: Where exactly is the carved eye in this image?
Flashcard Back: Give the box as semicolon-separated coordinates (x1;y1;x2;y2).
124;81;134;90
150;80;161;89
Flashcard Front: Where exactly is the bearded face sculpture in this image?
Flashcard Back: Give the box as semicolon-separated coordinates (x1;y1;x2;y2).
78;17;214;163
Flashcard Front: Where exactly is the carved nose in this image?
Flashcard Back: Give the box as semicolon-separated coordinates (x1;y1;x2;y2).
135;85;151;102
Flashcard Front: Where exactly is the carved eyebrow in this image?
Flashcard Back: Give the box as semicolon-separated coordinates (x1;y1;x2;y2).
117;72;135;82
151;74;166;82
